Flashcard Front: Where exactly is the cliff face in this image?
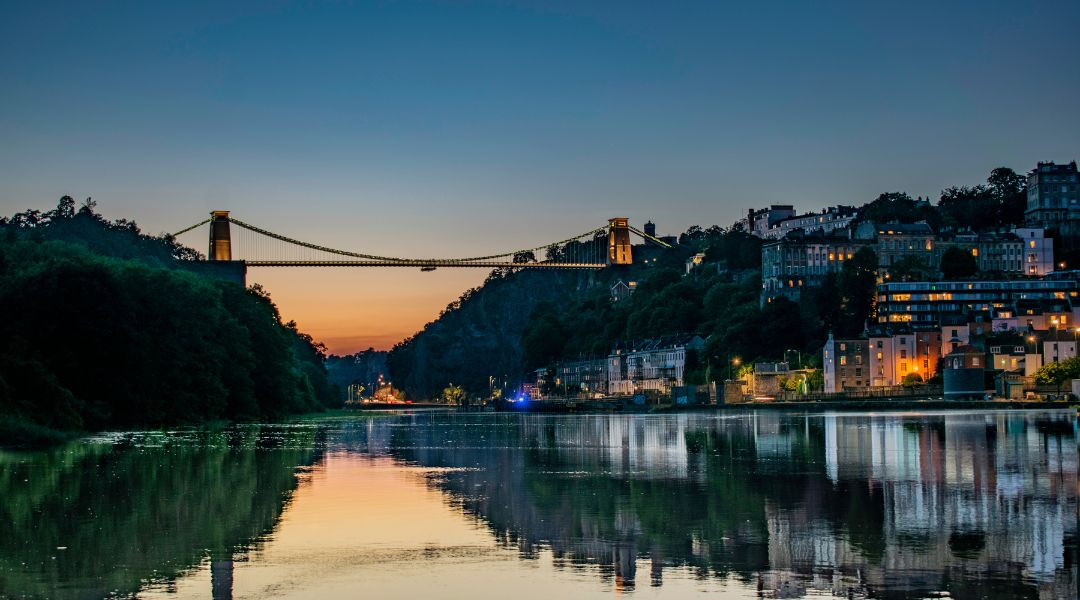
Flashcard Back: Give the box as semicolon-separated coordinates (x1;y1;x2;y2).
388;268;598;399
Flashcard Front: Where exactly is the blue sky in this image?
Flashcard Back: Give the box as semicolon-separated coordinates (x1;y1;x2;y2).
2;0;1078;350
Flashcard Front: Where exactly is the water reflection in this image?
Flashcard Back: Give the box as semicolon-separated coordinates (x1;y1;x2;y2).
377;411;1077;598
0;425;324;600
0;411;1075;599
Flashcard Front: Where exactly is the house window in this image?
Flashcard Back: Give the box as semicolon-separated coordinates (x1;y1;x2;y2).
900;349;908;359
840;356;847;365
972;357;980;367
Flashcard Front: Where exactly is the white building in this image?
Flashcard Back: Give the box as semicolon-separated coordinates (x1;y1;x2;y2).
1014;227;1055;275
608;335;705;395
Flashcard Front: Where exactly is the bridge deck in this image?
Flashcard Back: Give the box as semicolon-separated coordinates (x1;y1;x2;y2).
244;260;607;269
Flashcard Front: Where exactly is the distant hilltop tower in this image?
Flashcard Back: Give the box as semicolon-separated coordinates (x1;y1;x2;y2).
644;221;656;238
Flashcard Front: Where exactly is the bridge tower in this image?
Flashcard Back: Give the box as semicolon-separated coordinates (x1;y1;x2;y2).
209;211;232;261
608;218;633;265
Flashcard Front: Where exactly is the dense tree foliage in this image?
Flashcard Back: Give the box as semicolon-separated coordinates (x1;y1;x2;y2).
856;192;941;229
325;348;388;398
1033;356;1080;394
887;254;934;282
939;245;979;279
0;200;338;443
937;167;1028;230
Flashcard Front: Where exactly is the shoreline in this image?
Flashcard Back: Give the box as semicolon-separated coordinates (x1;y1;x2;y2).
667;399;1079;412
502;399;1079;414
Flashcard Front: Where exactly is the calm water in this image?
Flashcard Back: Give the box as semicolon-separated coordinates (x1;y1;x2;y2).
1;410;1076;599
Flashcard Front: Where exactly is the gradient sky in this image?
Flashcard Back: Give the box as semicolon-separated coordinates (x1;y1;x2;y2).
2;1;1078;353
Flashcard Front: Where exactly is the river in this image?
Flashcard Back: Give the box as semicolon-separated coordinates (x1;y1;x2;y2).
1;410;1076;599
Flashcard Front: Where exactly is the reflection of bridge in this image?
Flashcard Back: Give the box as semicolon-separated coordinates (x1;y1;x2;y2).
173;211;669;270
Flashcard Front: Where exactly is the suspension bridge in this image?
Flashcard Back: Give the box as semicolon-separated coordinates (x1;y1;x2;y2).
172;212;669;272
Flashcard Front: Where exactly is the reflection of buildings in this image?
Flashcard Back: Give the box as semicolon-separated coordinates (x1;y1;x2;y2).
811;413;1078;598
371;411;1077;598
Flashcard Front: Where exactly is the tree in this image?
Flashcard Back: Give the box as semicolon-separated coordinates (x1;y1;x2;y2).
683;349;705;385
512;250;536;264
940;246;978;279
49;195;76;220
1033;356;1080;396
901;372;924;387
695;226;763;269
837;247;878;335
857;192;940;228
442;383;465;405
521;302;567;369
887;254;932;282
938;185;996;230
988;167;1027;227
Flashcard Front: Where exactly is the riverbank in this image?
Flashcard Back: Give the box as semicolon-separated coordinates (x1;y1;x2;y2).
0;408;349;449
676;399;1079;412
345;402;450;410
502;398;1079;414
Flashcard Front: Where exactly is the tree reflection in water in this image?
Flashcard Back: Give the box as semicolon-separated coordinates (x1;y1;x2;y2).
384;411;1077;598
0;425;324;600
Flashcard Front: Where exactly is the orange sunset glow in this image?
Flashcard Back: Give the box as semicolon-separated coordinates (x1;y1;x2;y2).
248;268;490;353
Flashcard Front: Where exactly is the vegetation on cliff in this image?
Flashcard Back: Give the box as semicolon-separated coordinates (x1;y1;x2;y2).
0;198;338;445
389;166;1030;398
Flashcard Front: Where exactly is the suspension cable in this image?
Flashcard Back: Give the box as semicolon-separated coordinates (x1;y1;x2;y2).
226;216;608;263
627;225;672;248
170;218;211;237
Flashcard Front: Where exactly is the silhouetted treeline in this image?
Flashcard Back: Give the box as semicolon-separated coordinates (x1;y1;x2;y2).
0;198;339;444
326;349;389;398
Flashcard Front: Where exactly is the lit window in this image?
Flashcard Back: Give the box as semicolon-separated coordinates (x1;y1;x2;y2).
1030;240;1036;248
